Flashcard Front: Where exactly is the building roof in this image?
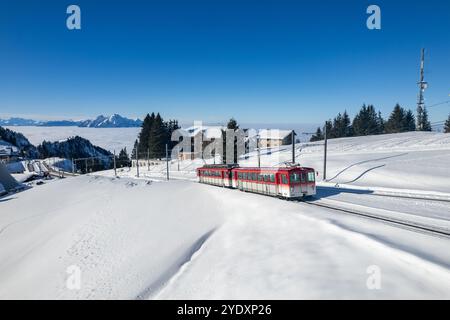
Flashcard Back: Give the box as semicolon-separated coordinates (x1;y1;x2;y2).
257;129;293;140
182;126;225;139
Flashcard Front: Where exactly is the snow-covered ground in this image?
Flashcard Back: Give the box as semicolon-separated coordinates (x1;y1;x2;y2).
1;131;450;299
4;126;139;153
1;175;449;299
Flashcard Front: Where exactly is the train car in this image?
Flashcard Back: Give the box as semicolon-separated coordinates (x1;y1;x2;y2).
197;164;316;199
232;166;316;198
196;164;238;188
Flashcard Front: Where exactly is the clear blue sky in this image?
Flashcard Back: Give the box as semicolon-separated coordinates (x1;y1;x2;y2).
0;0;449;125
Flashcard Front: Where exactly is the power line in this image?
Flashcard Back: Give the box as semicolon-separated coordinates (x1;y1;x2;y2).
428;100;450;108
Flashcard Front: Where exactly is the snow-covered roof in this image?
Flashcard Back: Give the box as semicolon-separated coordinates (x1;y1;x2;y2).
0;140;19;156
183;126;225;139
257;129;293;140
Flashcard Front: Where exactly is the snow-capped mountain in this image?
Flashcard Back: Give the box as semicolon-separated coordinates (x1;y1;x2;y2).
76;114;142;128
0;114;143;128
0;117;42;126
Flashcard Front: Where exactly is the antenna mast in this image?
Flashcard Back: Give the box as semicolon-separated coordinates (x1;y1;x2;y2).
417;48;428;130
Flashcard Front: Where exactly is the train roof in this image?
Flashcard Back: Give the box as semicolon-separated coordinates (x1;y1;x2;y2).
233;166;314;172
197;165;314;172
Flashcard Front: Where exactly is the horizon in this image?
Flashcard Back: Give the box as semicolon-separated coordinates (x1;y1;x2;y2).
1;0;449;125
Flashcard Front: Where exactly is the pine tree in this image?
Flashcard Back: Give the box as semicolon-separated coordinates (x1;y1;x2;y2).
310;127;324;142
118;147;131;167
444;114;450;133
342;111;352;137
403;110;416;132
352;104;381;136
376;112;385;133
385;104;406;133
421;107;432;131
324;120;332;138
138;113;154;153
227;118;239;130
330;113;342;138
148;113;166;159
131;139;138;160
166;119;180;148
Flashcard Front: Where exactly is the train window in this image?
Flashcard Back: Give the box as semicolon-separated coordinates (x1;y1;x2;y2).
281;174;288;184
270;174;275;183
238;172;242;179
290;173;300;183
252;173;257;181
301;173;306;183
258;174;263;182
308;172;315;182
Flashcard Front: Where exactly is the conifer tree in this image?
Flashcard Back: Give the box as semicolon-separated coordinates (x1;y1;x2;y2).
421;107;432;131
385;104;406;133
444;114;450;133
403;110;416;132
310;127;324;142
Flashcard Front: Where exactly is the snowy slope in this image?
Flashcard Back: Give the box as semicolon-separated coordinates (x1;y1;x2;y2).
0;176;222;299
0;175;449;299
2;131;450;299
110;131;450;194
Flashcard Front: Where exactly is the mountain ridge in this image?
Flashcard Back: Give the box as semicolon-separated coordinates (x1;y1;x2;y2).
0;114;142;128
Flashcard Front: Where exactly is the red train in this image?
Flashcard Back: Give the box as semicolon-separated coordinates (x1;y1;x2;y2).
197;164;316;199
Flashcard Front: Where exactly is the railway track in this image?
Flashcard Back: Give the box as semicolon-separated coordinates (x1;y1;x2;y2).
366;192;450;203
300;199;450;239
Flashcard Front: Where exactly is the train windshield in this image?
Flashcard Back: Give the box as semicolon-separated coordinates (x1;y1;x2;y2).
289;173;301;183
307;171;315;182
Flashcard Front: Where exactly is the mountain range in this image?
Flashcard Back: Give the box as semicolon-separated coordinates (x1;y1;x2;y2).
0;114;143;128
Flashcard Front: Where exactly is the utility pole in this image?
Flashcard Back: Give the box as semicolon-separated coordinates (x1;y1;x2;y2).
417;48;428;130
291;130;295;164
323;122;328;181
166;144;169;181
257;134;261;168
113;150;117;177
72;158;75;175
147;148;150;171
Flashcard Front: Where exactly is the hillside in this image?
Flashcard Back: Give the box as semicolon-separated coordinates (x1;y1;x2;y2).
100;131;450;194
0;126;39;158
1;131;450;299
38;136;113;170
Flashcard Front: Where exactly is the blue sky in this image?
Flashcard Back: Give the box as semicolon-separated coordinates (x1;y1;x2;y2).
0;0;449;125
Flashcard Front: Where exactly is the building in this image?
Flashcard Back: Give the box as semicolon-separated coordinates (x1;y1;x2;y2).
176;127;295;161
254;129;294;148
177;126;225;160
0;140;19;163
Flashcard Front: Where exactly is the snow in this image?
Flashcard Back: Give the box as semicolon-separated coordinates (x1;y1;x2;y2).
0;140;19;156
1;131;450;299
1;175;449;299
156;187;450;299
0;176;222;299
